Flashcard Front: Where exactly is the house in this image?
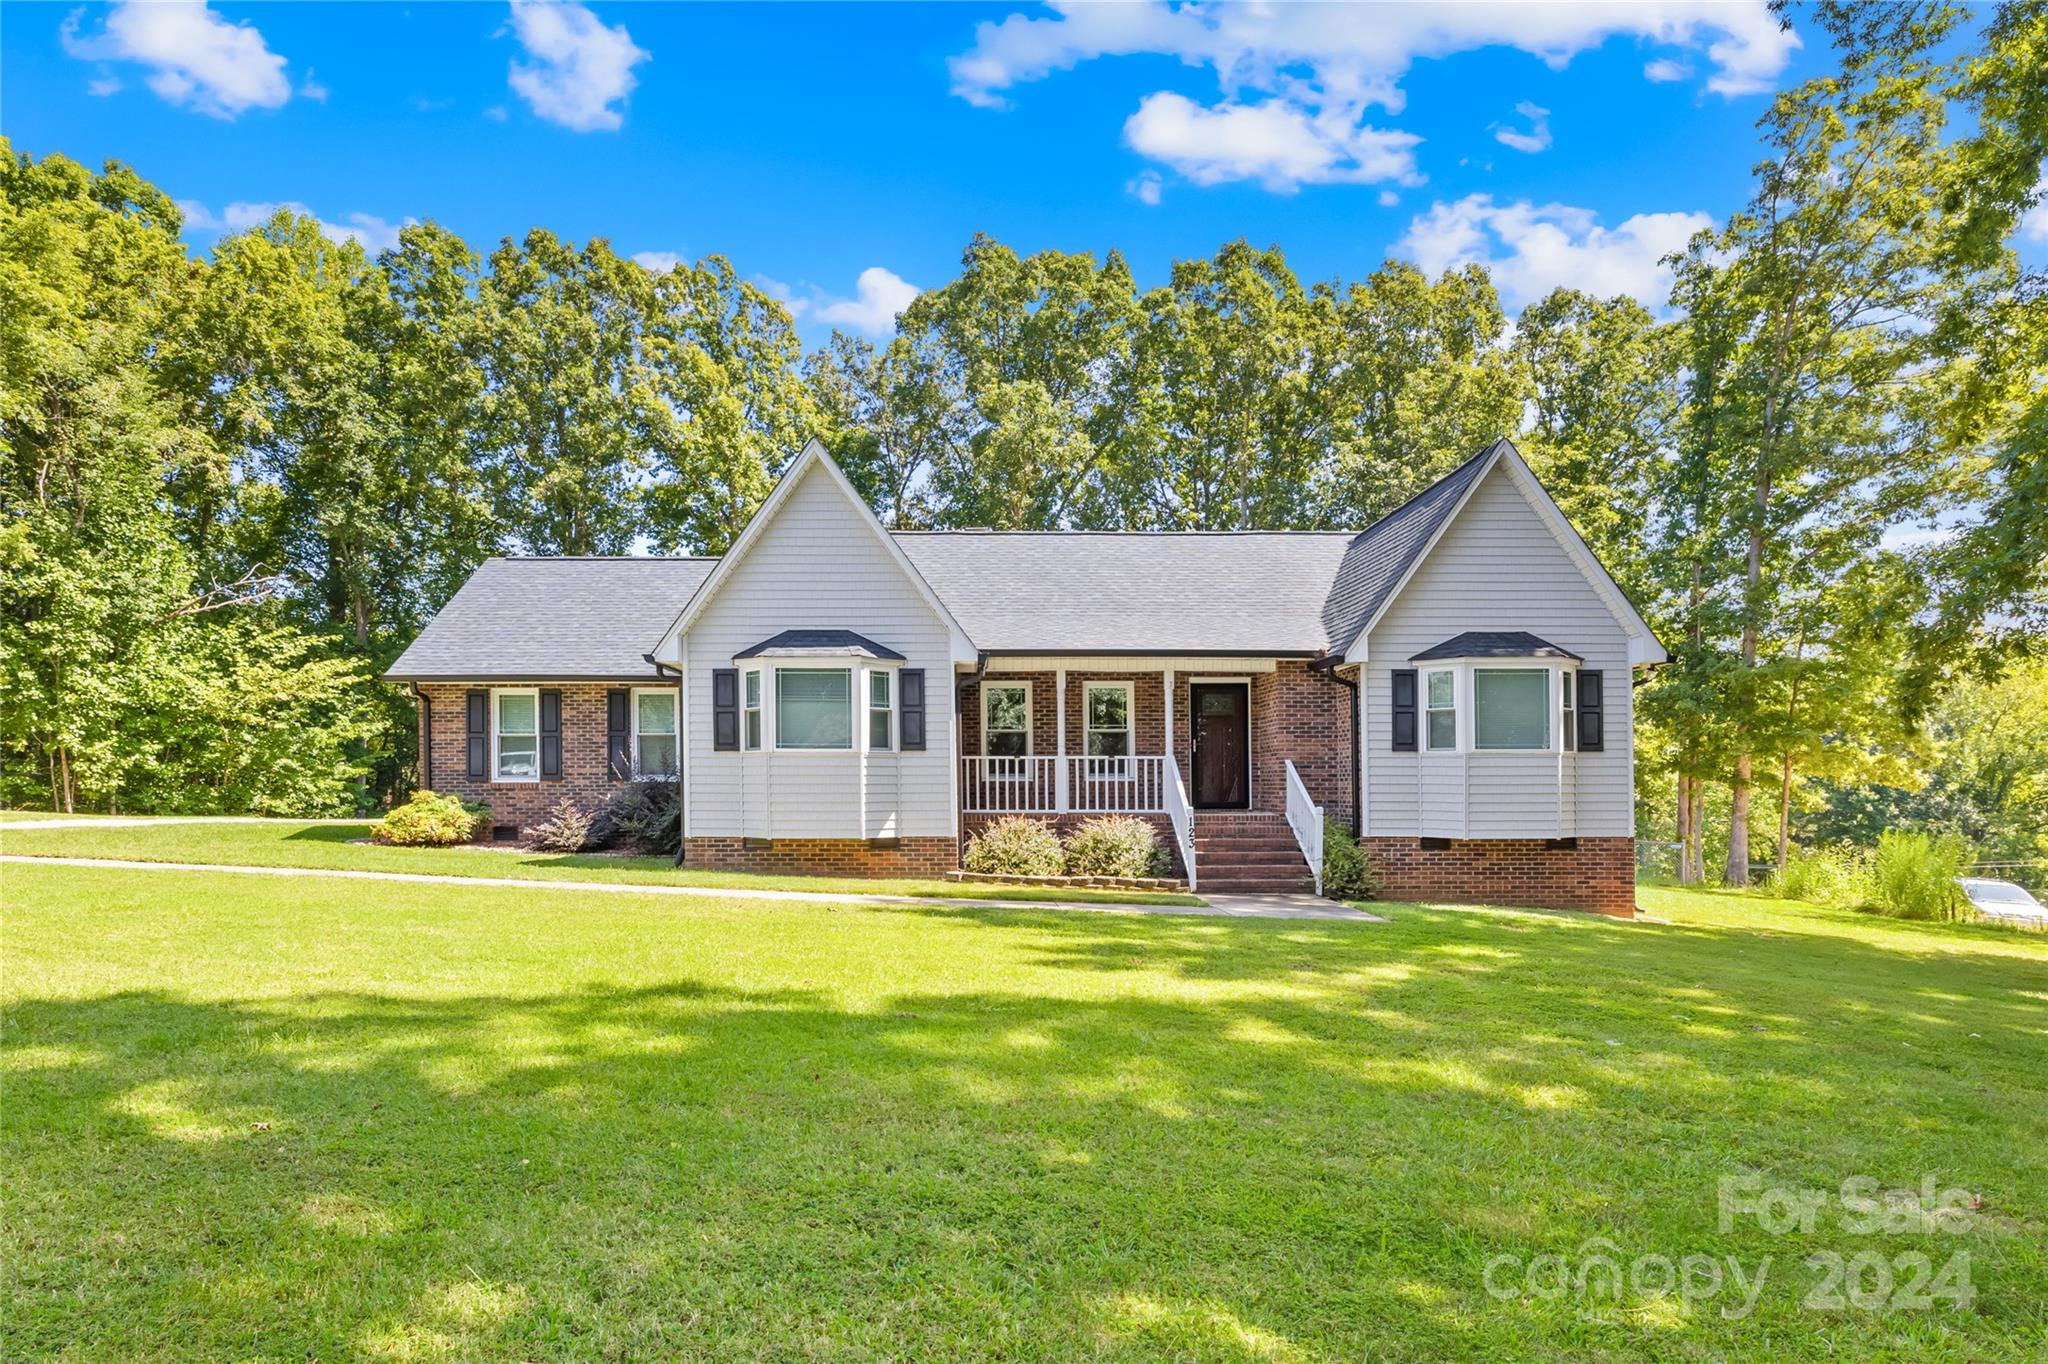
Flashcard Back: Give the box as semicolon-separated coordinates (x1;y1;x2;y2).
384;437;1665;915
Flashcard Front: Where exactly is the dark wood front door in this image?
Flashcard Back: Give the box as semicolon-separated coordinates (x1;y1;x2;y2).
1190;682;1250;808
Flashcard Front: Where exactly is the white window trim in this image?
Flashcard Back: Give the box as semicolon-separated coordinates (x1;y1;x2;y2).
1081;680;1133;761
981;679;1033;757
1414;659;1581;756
1423;668;1458;753
742;667;763;751
630;686;678;778
492;686;540;784
773;666;856;753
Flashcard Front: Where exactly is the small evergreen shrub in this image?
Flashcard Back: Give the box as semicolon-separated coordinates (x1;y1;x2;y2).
1768;845;1873;908
600;780;681;856
528;796;593;853
1322;817;1383;901
962;816;1065;877
1062;815;1169;878
1870;830;1971;920
372;790;488;847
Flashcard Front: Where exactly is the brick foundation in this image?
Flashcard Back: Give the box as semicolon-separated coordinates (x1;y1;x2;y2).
1363;836;1637;918
684;836;958;878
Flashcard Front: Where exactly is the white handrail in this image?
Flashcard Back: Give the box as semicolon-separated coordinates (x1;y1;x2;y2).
960;756;1059;813
1165;762;1198;893
1283;759;1324;896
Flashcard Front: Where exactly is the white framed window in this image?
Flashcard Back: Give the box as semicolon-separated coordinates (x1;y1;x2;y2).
743;669;762;750
1083;682;1132;758
493;688;539;782
1473;668;1550;751
633;688;677;776
981;681;1031;757
868;669;893;751
1560;670;1576;752
775;668;852;750
1424;669;1457;752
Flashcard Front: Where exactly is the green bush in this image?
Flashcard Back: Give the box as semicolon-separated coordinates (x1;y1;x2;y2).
1322;817;1383;901
1870;830;1971;920
599;780;680;856
528;796;593;853
1062;815;1170;878
371;790;488;847
1768;845;1873;908
962;816;1066;877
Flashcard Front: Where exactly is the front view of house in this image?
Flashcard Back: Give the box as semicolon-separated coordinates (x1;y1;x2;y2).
386;438;1664;915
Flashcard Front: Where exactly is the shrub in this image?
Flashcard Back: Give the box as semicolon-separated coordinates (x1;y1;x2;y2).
599;780;680;856
1062;815;1170;879
1870;830;1971;920
528;797;593;853
372;790;488;847
962;816;1065;877
1768;845;1873;908
1322;817;1383;901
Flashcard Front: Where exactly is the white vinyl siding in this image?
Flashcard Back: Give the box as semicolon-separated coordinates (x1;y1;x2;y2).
1363;464;1635;838
681;461;955;839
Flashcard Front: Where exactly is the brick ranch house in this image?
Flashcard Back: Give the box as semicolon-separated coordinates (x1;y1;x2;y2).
386;437;1665;915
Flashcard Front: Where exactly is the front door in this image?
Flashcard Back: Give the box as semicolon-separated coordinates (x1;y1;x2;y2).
1190;682;1250;808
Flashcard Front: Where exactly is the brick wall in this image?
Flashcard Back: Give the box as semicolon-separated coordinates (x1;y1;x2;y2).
1362;835;1636;917
684;836;958;877
416;682;639;838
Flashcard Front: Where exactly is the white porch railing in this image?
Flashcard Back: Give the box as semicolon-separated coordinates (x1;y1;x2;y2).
1284;758;1324;896
960;755;1171;814
1164;762;1197;893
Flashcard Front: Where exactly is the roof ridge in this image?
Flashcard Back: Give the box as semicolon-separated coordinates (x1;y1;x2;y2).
1343;437;1504;544
890;528;1361;537
490;554;720;562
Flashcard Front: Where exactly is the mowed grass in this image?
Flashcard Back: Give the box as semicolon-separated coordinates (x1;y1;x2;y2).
0;817;1200;906
3;867;2045;1362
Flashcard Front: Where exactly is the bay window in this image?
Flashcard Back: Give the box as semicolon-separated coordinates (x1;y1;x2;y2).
776;668;853;750
1424;669;1457;751
494;689;538;781
868;670;893;750
1561;671;1576;752
1473;669;1551;750
743;669;762;750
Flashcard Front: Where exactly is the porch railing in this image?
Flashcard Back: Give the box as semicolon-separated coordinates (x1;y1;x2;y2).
1283;758;1324;896
960;755;1171;814
1165;762;1197;894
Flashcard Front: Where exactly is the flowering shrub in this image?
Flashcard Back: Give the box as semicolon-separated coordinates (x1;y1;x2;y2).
962;816;1065;876
371;790;488;847
1062;815;1169;878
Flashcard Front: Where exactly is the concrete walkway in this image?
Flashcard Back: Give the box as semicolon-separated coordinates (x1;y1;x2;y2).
0;855;1385;922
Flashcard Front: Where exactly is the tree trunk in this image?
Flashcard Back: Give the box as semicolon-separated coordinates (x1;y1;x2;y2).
1677;776;1697;884
1726;755;1752;886
57;746;74;815
1777;752;1795;872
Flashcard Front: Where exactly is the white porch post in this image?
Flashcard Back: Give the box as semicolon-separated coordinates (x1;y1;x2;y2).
1055;668;1068;812
1163;667;1175;773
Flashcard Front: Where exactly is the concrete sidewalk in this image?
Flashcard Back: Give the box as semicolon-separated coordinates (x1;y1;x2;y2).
0;855;1386;921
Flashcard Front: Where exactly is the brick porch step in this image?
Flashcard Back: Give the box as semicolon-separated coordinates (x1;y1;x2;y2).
1190;812;1316;893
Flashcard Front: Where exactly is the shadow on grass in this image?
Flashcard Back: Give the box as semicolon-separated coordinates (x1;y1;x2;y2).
6;901;2045;1360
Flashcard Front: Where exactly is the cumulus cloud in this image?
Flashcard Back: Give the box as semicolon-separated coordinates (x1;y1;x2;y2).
1493;101;1551;154
1643;57;1692;82
62;0;292;119
1396;194;1712;311
179;200;413;255
506;0;649;132
814;267;921;335
1127;170;1163;205
632;251;683;274
950;1;1796;192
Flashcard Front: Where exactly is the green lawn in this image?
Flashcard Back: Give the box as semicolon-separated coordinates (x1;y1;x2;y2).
0;817;1200;906
3;866;2044;1361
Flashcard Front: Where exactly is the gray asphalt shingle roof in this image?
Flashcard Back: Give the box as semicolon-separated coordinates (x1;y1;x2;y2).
1411;630;1581;661
734;629;905;660
386;444;1509;677
384;557;714;681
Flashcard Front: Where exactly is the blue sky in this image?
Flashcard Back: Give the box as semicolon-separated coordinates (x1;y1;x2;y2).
8;2;2044;342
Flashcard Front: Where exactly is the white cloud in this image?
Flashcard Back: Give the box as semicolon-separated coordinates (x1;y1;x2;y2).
1493;101;1551;154
1643;57;1692;82
814;267;921;335
2021;173;2048;243
1377;188;1400;208
1127;170;1164;206
632;251;683;274
1125;92;1421;192
87;75;123;97
61;1;292;119
1396;194;1713;311
505;0;649;132
950;1;1796;192
180;200;413;255
754;276;812;318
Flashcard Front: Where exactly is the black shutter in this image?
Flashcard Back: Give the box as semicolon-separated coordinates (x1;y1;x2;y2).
466;689;488;779
1390;669;1418;752
900;668;926;751
539;689;563;779
606;688;632;778
1577;670;1605;752
712;668;739;751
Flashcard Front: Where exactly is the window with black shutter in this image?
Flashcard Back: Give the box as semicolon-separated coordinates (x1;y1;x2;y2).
1577;670;1605;752
466;689;488;779
712;668;739;751
1390;669;1418;752
539;689;563;779
606;689;631;778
